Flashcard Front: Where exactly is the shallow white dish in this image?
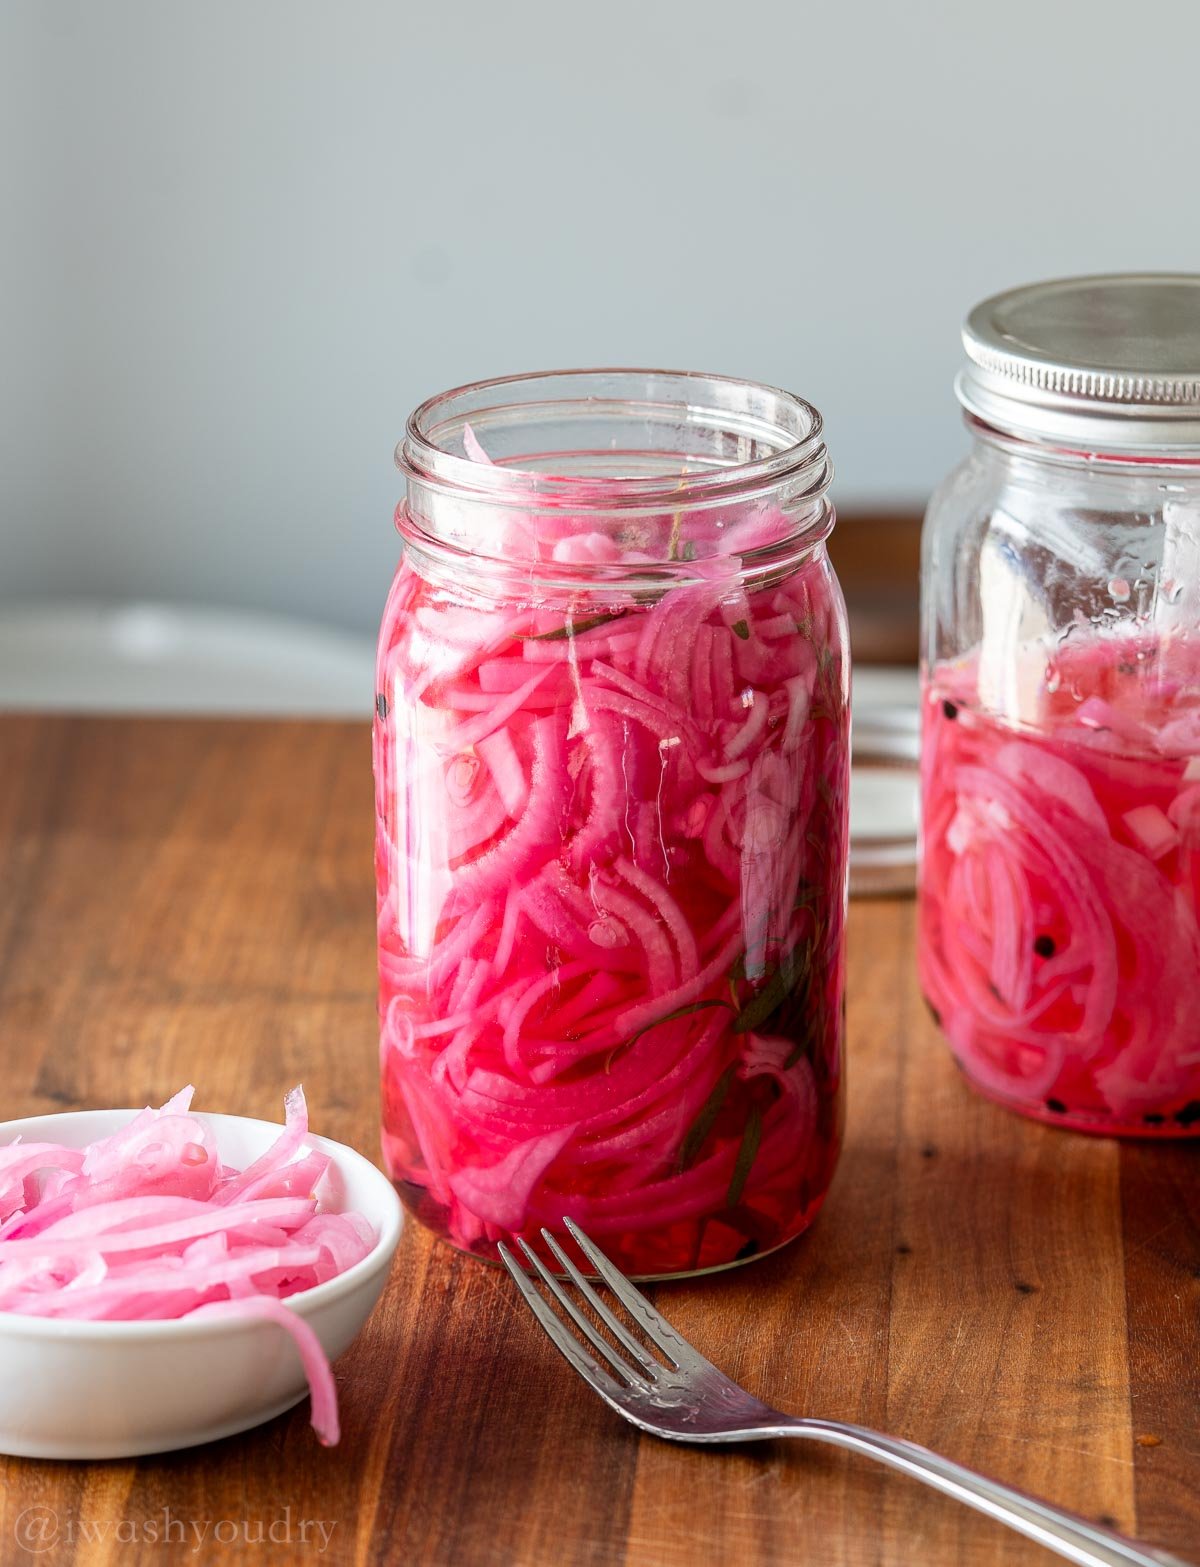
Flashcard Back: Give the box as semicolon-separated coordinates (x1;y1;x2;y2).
0;1109;402;1460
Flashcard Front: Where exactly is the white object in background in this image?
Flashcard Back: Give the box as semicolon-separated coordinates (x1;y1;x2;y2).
0;602;375;717
850;666;920;897
0;1110;402;1459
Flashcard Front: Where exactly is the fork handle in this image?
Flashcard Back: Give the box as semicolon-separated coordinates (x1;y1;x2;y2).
771;1419;1189;1567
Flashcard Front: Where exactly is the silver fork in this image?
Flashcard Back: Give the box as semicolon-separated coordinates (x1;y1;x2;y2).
499;1220;1191;1567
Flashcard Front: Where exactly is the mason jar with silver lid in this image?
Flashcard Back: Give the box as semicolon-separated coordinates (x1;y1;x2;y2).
918;274;1200;1136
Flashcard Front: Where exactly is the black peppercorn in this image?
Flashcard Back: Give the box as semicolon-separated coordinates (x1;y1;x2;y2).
942;700;958;720
1046;1097;1067;1114
1033;935;1056;959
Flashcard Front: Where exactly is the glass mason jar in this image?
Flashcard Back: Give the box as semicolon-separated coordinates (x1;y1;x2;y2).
374;370;850;1277
920;275;1200;1136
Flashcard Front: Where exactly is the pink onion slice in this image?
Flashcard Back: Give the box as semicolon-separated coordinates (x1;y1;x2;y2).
189;1296;341;1446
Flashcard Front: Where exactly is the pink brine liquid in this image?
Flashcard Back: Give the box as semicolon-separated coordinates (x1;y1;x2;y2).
374;536;848;1276
919;634;1200;1134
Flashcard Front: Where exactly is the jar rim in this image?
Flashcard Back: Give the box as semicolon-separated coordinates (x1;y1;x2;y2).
397;367;832;513
964;410;1200;473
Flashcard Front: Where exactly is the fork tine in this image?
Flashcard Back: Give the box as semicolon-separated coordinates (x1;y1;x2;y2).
513;1238;645;1385
497;1243;626;1396
539;1230;663;1378
561;1218;714;1373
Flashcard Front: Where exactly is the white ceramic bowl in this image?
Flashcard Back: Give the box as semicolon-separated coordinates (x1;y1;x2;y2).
0;1109;403;1459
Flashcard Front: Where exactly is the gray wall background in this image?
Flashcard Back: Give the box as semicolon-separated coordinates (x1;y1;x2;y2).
4;0;1199;636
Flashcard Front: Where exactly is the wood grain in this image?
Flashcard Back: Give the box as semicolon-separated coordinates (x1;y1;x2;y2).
0;714;1195;1567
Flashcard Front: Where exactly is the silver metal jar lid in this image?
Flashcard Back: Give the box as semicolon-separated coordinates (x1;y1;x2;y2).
956;273;1200;453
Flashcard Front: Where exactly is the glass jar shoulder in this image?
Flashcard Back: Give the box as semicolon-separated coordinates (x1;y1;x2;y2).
923;437;1200;674
924;437;1200;569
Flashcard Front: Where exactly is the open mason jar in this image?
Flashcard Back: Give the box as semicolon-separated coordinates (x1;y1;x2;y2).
374;370;849;1277
920;276;1200;1136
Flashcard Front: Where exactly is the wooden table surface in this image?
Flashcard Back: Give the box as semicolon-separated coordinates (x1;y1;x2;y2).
0;714;1196;1567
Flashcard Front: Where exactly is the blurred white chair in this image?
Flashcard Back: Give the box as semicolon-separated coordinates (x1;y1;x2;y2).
0;601;375;717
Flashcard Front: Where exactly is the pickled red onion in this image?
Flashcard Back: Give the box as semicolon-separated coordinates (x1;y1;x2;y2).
376;434;850;1274
920;635;1200;1131
0;1087;376;1445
